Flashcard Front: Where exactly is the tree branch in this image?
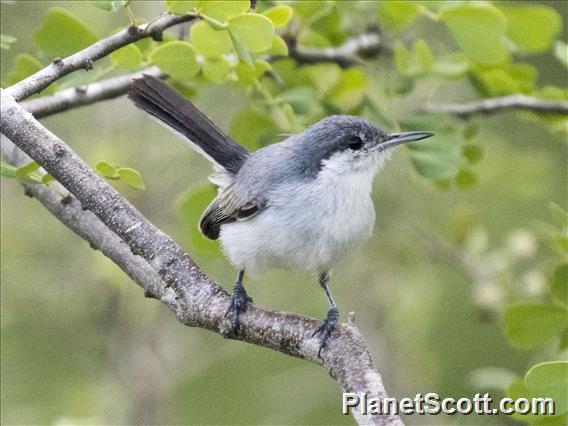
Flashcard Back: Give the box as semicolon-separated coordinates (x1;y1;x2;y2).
4;14;194;102
424;94;568;118
21;67;164;119
1;92;403;426
285;29;386;68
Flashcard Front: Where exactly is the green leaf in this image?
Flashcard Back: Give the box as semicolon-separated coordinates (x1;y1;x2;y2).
432;53;470;79
525;362;568;415
1;161;18;179
148;41;200;81
407;132;463;180
377;1;419;30
34;7;98;58
463;122;479;141
262;5;293;28
41;174;55;185
326;68;368;111
228;30;253;64
550;264;568;305
472;63;537;96
116;167;145;190
463;144;484;164
265;35;288;56
228;14;274;53
500;5;562;53
89;1;123;12
176;183;221;256
190;21;232;57
96;161;119;179
393;40;411;75
3;54;43;87
15;161;40;178
166;0;198;15
110;44;142;70
202;58;231;84
229;109;278;150
234;58;271;84
504;304;568;349
279;87;321;115
413;39;434;73
198;0;249;22
455;168;478;189
440;3;509;65
0;34;17;50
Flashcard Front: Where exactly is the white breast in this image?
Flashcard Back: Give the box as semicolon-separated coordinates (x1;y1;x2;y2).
219;151;384;275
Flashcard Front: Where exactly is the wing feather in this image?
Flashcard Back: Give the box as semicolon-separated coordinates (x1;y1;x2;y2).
199;183;262;240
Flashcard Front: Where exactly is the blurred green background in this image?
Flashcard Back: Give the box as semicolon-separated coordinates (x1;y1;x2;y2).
1;1;567;425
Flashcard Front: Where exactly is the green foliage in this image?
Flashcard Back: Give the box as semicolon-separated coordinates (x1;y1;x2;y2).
190;21;232;57
228;14;274;53
198;0;249;22
149;41;200;81
165;0;198;15
110;44;142;71
525;362;568;416
176;183;220;256
33;8;98;57
377;1;418;30
3;54;42;88
95;161;145;190
262;5;294;28
440;3;509;66
407;130;463;180
504;304;567;350
1;161;53;185
500;5;562;53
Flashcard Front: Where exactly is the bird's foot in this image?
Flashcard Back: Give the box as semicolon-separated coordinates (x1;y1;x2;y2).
313;306;339;358
225;281;252;336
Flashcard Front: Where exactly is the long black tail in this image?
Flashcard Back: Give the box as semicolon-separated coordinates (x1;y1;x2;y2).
128;75;249;174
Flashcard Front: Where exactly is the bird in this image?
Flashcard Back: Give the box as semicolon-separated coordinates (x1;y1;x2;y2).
128;75;433;355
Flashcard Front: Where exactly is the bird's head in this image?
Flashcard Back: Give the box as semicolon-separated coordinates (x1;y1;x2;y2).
300;115;433;177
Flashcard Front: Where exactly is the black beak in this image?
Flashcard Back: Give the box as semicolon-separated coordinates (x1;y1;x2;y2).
380;131;434;150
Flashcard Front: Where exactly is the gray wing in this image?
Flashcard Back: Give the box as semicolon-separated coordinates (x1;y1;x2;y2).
199;183;262;240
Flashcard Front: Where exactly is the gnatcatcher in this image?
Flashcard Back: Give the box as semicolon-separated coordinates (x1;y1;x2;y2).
129;75;433;355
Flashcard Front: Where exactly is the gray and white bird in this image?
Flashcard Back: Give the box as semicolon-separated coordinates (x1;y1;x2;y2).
129;75;433;354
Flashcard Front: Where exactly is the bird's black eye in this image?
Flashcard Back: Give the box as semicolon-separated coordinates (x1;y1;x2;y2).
347;135;364;150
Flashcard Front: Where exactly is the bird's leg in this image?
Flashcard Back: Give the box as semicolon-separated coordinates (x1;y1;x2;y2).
313;272;339;357
225;269;252;335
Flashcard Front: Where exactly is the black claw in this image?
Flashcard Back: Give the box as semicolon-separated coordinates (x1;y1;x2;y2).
225;282;251;335
313;307;339;357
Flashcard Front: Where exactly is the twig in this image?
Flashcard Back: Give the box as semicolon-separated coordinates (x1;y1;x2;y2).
4;14;195;102
284;30;386;68
424;94;568;117
22;67;163;118
1;91;403;426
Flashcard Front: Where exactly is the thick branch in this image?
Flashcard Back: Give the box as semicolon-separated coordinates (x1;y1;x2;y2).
285;30;386;68
424;94;568;117
1;92;402;426
4;14;194;102
22;67;163;119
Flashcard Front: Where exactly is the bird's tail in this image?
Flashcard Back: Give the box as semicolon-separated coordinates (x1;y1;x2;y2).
128;75;249;174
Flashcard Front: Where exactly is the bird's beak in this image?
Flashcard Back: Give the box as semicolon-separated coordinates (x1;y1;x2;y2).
380;131;434;150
